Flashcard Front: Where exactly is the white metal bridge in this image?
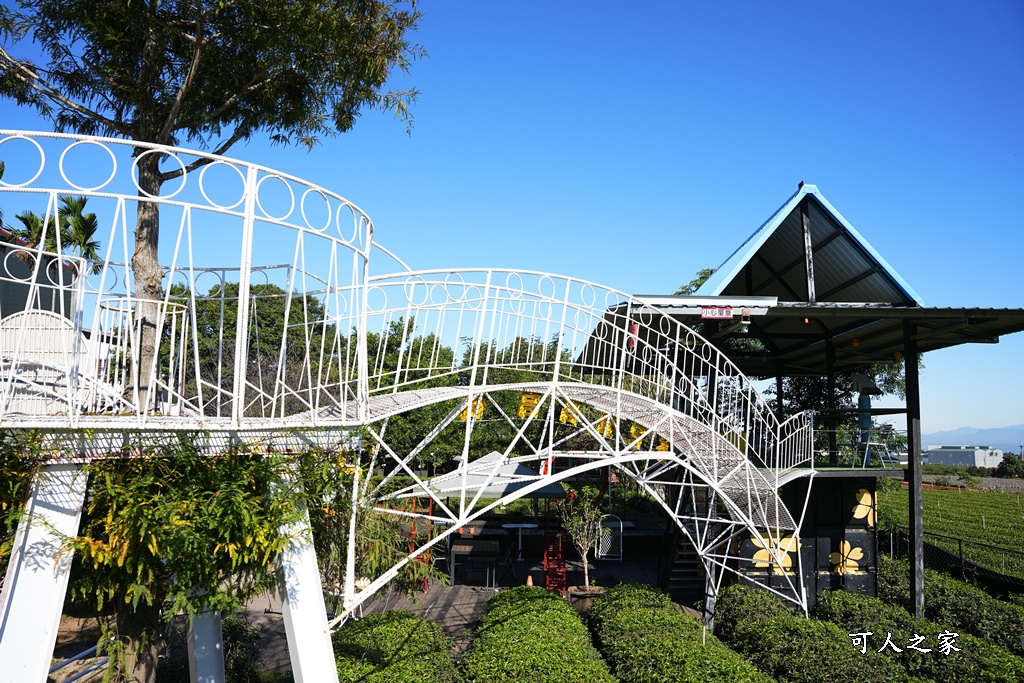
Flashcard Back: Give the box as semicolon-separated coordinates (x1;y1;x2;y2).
0;131;815;682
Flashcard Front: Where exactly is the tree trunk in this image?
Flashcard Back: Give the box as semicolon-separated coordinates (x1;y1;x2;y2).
581;545;590;588
131;154;164;414
114;599;163;683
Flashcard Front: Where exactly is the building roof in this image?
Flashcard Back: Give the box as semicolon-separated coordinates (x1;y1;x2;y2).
695;184;923;306
579;184;1024;378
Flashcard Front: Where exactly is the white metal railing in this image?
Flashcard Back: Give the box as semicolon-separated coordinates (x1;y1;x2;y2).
363;269;813;475
0;130;369;428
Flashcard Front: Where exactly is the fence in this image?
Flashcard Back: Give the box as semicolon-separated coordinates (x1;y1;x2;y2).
882;527;1024;595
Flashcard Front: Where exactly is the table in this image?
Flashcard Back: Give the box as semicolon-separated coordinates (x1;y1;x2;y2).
450;539;500;586
501;523;539;561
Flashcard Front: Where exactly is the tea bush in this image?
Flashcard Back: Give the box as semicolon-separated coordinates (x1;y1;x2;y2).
715;585;909;683
816;588;1024;682
332;611;460;682
591;584;772;682
460;586;614;683
879;555;1024;653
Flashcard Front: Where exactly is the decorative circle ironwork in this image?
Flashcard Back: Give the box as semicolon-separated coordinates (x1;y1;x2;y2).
579;283;597;309
132;148;187;199
255;173;295;221
335;203;361;245
58;140;118;192
366;286;388;313
403;276;430;307
198;160;247;210
0;134;45;188
444;272;467;303
300;188;333;233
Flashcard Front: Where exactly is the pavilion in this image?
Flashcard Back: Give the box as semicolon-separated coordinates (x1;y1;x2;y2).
597;182;1024;615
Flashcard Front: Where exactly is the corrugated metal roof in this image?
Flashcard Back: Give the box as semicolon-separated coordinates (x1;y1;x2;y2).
695;184;924;306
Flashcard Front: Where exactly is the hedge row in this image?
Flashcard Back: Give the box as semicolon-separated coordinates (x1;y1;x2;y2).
878;554;1024;653
714;585;910;683
332;611;461;682
816;588;1024;682
589;584;773;682
461;586;615;682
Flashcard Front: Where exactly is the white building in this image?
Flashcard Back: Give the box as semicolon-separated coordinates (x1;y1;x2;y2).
926;445;1004;468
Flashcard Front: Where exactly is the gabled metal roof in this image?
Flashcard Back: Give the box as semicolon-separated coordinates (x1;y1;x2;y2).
577;184;1024;380
695;184;924;306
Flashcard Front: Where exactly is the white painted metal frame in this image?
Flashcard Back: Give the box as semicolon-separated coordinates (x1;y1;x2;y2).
0;132;817;675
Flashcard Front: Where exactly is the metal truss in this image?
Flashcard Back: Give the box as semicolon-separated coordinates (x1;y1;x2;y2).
0;131;816;629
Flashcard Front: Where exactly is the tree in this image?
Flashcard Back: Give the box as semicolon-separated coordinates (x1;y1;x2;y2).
67;439;301;683
5;195;103;274
1;0;422;409
557;485;605;590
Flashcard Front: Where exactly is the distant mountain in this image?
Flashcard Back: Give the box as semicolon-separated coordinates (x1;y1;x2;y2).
923;424;1024;455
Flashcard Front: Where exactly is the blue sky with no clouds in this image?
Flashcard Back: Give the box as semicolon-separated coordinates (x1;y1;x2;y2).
2;1;1021;433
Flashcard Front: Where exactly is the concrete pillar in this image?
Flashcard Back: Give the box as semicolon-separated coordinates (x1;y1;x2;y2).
188;608;225;683
276;504;339;683
0;464;88;683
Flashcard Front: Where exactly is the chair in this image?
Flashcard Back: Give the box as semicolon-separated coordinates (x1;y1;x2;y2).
495;544;517;586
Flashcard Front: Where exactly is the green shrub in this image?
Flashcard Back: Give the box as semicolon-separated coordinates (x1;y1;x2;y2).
815;588;1024;682
879;555;1024;653
332;611;460;682
587;582;675;633
711;584;793;640
461;586;614;683
735;610;909;682
715;585;909;683
591;586;773;683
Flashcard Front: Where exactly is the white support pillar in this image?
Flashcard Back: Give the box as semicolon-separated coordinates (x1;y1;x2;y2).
188;609;226;683
276;505;339;683
0;463;88;683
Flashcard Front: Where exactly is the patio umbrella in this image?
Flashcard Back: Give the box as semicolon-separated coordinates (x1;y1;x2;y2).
425;451;565;500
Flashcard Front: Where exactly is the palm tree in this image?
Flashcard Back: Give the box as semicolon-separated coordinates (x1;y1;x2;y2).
58;196;102;274
5;196;102;275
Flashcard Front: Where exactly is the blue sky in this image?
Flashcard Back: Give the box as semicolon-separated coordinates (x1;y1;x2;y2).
2;1;1021;433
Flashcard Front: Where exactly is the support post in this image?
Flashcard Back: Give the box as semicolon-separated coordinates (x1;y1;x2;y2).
188;609;225;683
826;340;837;464
276;478;339;683
903;320;925;618
0;464;88;683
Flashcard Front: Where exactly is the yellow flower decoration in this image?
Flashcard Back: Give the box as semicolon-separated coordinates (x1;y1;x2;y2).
852;489;875;527
829;540;864;575
751;534;799;575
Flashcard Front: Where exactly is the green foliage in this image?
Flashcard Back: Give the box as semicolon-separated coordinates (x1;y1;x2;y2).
995;454;1024;479
878;556;1024;654
715;586;909;683
0;0;422;146
298;446;442;612
66;436;302;680
815;587;1024;682
557;485;605;588
590;584;772;683
332;611;460;682
587;583;675;632
711;584;792;639
0;431;44;573
157;615;290;683
877;487;1024;578
461;586;614;683
170;281;340;417
2;195;102;273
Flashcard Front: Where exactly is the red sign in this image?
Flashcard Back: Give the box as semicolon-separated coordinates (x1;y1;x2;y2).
701;306;733;320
